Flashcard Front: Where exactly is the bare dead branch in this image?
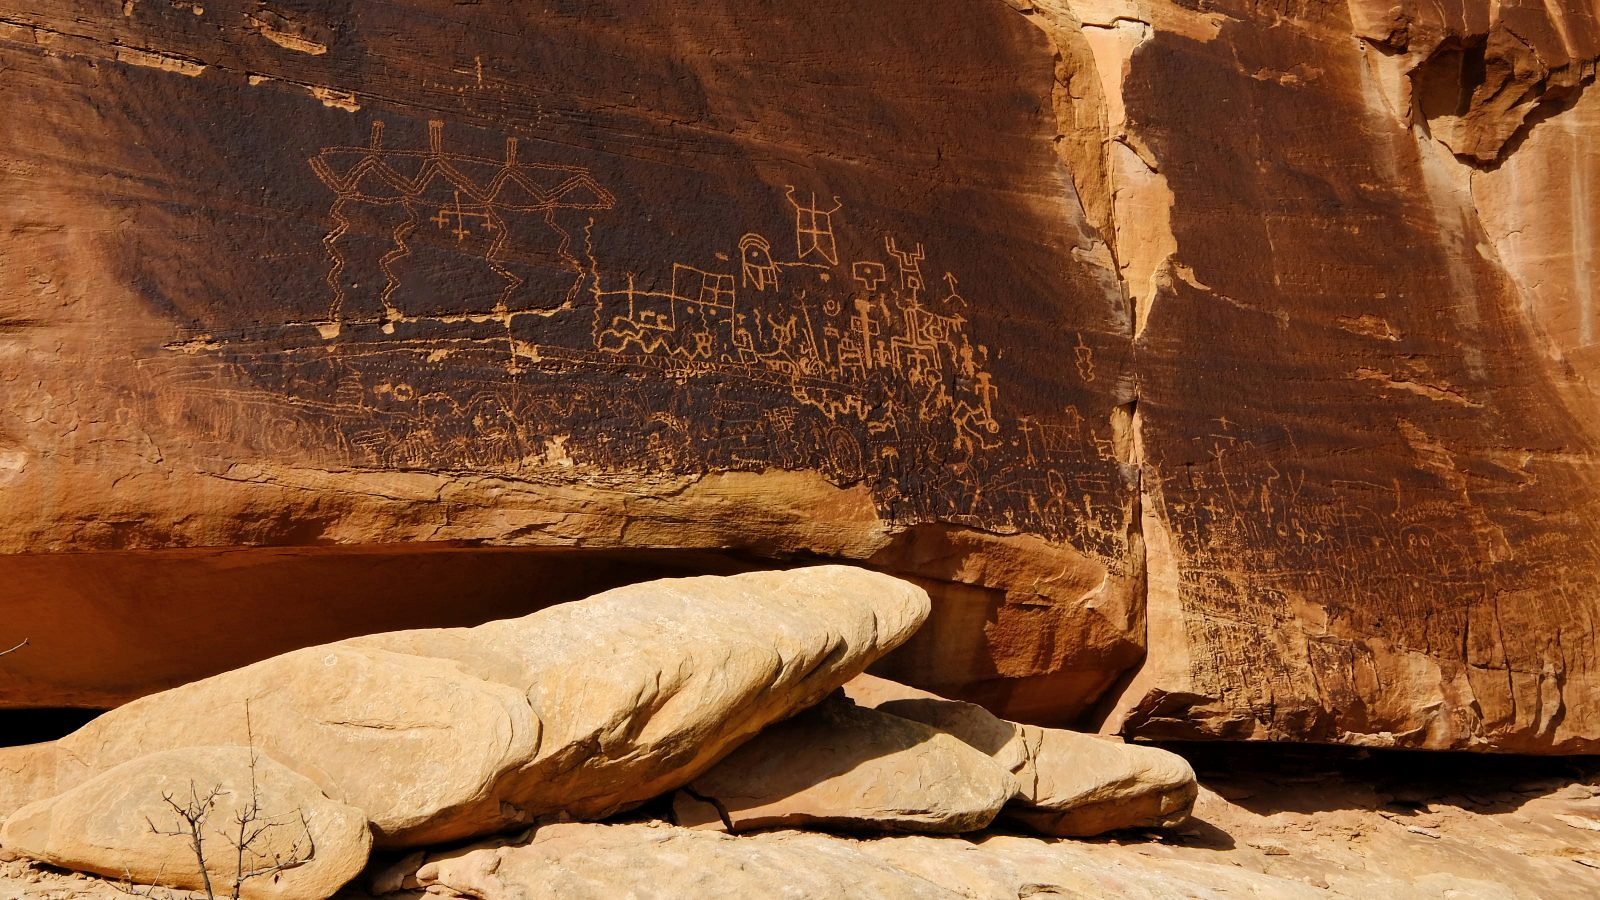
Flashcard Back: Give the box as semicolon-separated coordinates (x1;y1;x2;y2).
112;864;190;899
144;702;314;900
146;783;225;899
217;710;315;900
0;638;27;658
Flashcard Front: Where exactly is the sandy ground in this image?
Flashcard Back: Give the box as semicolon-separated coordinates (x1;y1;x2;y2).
5;744;1600;899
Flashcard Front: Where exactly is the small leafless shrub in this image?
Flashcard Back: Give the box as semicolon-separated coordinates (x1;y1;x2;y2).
123;707;314;899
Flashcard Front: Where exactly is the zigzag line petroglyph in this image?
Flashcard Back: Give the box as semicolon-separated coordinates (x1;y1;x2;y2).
308;119;616;336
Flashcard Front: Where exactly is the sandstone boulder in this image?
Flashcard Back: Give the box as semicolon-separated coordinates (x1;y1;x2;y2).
0;746;369;900
42;567;929;848
673;692;1015;834
414;822;968;900
846;673;1196;836
1003;731;1197;837
844;674;1030;773
0;743;56;823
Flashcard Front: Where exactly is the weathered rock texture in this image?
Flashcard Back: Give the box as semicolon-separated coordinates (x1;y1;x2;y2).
674;693;1016;834
0;744;56;829
2;0;1599;752
846;673;1197;836
15;753;1600;899
415;822;969;900
1053;0;1600;753
14;567;927;848
0;746;370;900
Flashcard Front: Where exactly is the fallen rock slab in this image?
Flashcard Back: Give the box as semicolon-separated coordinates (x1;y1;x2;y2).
846;673;1196;836
415;821;966;900
0;746;369;900
844;674;1030;773
674;692;1015;834
1006;730;1197;837
42;567;929;848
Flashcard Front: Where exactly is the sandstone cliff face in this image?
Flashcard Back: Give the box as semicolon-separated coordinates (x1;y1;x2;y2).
0;0;1142;719
1047;0;1600;752
1;0;1597;752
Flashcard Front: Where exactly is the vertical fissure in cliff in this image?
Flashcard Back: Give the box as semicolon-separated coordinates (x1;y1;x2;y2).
1010;0;1164;729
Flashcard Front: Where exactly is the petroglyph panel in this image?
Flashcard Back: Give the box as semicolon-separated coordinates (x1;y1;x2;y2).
0;0;1150;718
24;0;1600;750
0;0;1134;562
144;117;1129;555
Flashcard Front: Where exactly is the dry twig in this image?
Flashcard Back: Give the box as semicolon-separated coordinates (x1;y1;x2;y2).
141;703;315;900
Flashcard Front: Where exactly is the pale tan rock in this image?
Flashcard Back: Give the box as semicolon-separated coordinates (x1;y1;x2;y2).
0;746;369;900
16;757;1600;900
845;673;1196;836
414;821;966;900
52;644;541;849
844;674;1029;774
0;743;56;821
670;791;727;831
1003;731;1196;837
675;693;1015;834
45;567;929;848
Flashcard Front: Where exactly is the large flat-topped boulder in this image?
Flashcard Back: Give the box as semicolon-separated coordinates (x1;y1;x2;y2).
29;567;929;848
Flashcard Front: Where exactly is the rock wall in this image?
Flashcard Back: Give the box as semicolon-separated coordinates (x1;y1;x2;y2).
1;0;1597;751
1049;0;1600;752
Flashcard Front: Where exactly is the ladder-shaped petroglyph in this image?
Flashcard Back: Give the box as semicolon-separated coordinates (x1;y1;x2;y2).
308;119;615;339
